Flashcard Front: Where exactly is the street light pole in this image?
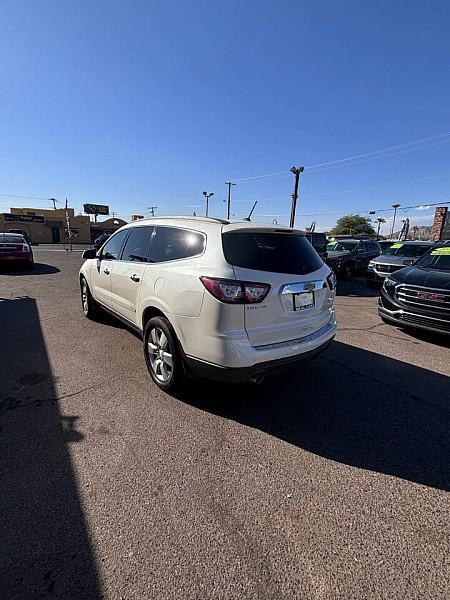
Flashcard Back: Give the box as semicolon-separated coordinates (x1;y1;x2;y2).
203;191;214;218
289;166;304;228
390;204;401;239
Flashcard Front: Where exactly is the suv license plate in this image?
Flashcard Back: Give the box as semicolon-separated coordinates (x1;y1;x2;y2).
294;291;314;311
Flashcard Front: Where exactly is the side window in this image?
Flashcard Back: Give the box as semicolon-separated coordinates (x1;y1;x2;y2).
120;226;153;262
358;242;368;252
101;230;129;260
312;233;326;252
150;227;205;263
370;242;380;252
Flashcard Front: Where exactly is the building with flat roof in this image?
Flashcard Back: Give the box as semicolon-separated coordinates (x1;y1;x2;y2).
0;207;127;244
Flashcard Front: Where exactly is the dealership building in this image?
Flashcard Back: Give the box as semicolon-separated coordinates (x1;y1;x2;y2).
0;207;126;244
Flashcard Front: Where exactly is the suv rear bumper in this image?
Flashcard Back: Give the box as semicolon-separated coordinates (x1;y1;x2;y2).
184;337;334;383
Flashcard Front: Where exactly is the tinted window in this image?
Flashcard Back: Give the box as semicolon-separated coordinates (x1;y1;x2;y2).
120;226;153;262
0;234;25;243
150;227;205;263
222;232;323;275
327;241;358;252
415;246;450;271
101;229;129;260
306;233;327;253
383;243;433;257
368;242;381;252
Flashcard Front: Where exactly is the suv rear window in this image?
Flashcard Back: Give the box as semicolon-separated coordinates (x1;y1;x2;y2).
222;231;323;275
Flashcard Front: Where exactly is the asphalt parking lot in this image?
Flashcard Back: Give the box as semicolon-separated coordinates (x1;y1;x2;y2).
1;251;449;599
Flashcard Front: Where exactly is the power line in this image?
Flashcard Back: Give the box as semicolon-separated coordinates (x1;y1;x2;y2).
228;129;450;183
305;131;450;170
304;138;450;174
0;192;53;201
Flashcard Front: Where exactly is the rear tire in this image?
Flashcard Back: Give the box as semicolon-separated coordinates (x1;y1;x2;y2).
144;316;184;392
80;277;99;320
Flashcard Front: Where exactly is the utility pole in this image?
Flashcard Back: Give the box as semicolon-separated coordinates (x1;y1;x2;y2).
225;182;236;220
390;204;401;239
147;206;158;218
202;191;214;218
289;166;304;228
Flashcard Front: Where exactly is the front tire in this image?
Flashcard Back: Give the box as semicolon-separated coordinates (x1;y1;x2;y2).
342;262;354;280
80;277;99;320
144;316;184;392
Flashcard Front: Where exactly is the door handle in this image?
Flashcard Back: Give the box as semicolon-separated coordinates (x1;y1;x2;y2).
130;274;140;282
103;268;110;275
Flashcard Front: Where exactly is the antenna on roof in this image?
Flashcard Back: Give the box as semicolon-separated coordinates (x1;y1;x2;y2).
243;201;257;221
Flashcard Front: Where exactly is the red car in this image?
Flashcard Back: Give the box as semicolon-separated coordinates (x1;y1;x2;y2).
0;233;34;268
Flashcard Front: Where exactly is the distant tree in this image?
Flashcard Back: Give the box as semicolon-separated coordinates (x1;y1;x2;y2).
329;214;376;236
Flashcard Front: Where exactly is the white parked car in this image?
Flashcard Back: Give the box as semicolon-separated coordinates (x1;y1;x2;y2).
80;217;337;391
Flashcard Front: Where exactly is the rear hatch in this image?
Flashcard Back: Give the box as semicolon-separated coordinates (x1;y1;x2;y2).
222;227;334;347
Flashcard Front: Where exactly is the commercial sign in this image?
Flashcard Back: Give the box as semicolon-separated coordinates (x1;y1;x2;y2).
3;213;45;223
83;204;109;216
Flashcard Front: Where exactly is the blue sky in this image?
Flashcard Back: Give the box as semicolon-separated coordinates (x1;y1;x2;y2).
1;0;450;234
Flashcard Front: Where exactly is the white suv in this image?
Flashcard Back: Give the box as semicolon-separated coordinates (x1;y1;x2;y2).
80;217;337;391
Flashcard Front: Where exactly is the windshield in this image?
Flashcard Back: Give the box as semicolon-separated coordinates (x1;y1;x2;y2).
382;243;432;257
327;241;357;252
414;246;450;271
0;234;24;243
222;231;323;275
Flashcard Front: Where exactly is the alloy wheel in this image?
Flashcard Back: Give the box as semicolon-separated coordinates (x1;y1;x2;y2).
81;280;89;315
147;327;174;383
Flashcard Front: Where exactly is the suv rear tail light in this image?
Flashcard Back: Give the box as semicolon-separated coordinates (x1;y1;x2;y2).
200;277;270;304
21;244;30;253
326;271;337;290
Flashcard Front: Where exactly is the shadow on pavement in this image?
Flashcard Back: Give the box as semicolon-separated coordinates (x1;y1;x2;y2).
179;340;450;492
0;297;102;599
336;276;380;298
390;327;450;349
0;263;60;276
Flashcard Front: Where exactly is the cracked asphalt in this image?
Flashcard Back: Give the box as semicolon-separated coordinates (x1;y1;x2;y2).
1;251;449;599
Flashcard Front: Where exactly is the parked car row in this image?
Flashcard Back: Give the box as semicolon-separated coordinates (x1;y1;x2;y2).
79;219;448;393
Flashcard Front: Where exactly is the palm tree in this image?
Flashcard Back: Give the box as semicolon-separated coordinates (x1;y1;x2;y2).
411;225;419;240
376;217;386;240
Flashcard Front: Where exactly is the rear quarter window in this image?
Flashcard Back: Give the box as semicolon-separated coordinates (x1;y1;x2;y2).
150;226;205;262
222;232;323;275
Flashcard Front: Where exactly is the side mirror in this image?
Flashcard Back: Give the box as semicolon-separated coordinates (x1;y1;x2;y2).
357;249;365;254
403;259;414;266
82;248;97;259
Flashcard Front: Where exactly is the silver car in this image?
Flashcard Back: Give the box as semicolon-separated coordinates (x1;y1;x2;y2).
367;241;434;285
